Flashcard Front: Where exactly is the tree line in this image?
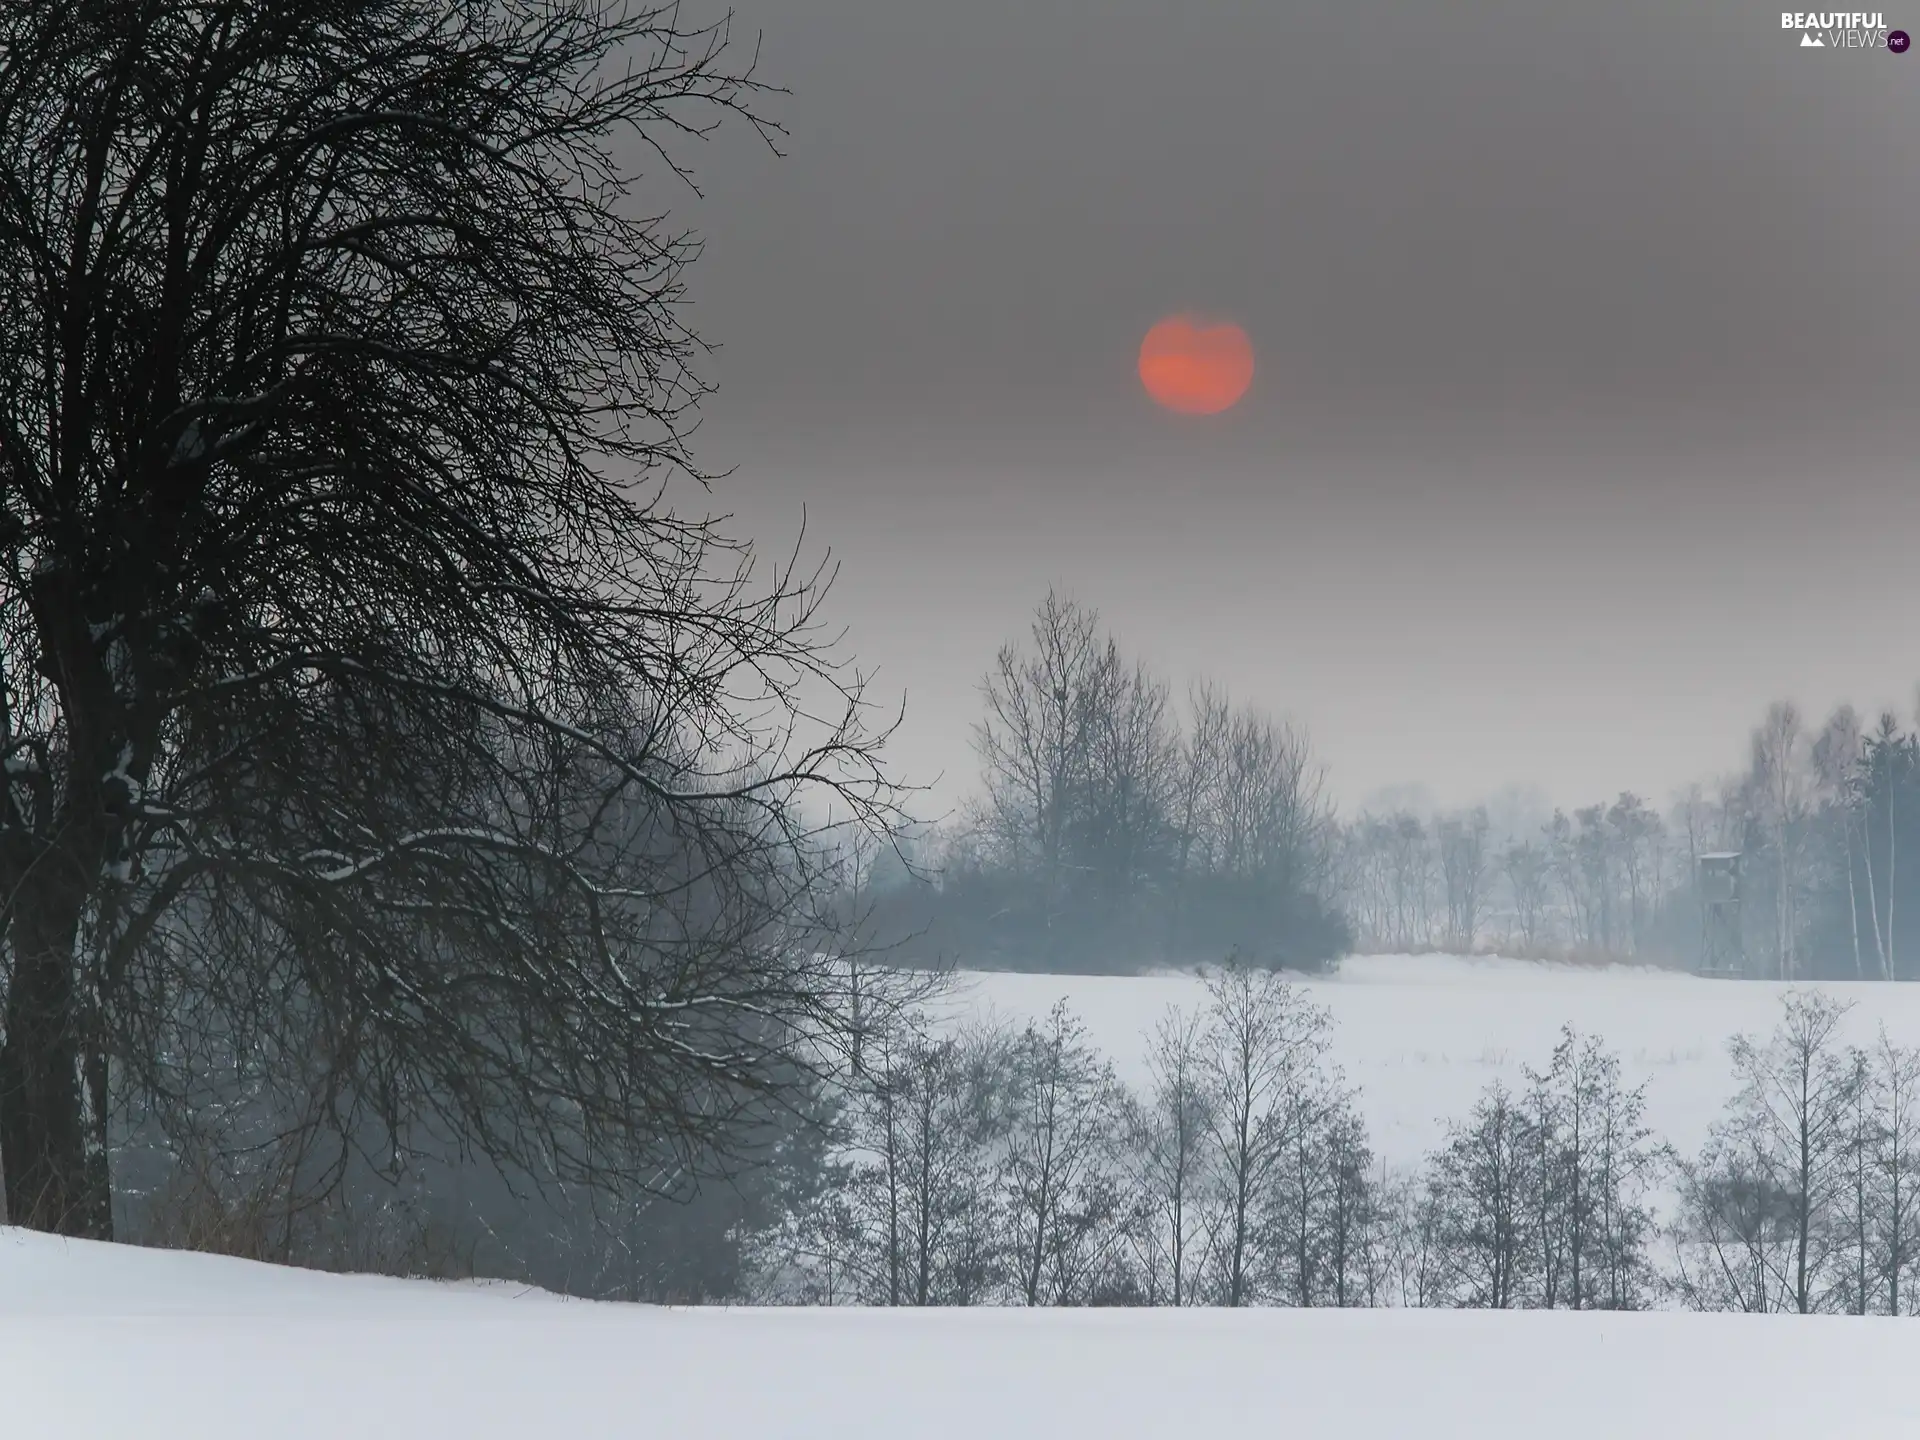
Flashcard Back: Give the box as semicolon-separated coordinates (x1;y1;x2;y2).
744;970;1920;1315
1336;701;1920;978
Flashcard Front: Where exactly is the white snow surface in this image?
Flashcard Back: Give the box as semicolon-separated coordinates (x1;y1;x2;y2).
4;1226;1920;1437
944;953;1920;1170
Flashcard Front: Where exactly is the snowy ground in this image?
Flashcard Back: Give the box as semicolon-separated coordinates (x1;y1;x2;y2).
5;1226;1920;1438
947;953;1920;1170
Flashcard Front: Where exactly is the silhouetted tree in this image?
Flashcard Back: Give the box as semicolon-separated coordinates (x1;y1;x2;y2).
1003;1000;1131;1305
0;0;905;1236
1426;1082;1537;1308
1124;1004;1212;1304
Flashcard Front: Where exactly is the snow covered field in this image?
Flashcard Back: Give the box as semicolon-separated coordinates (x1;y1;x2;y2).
5;1225;1920;1439
10;956;1920;1438
948;953;1920;1170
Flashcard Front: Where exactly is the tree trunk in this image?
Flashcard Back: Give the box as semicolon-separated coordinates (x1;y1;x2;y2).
1795;1065;1812;1314
1888;772;1898;981
1023;1137;1052;1307
1170;1170;1185;1306
882;1075;901;1307
1845;825;1864;980
1863;810;1890;981
0;880;112;1238
1777;835;1793;982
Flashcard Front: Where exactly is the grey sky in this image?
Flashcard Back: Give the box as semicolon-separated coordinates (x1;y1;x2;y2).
660;1;1919;818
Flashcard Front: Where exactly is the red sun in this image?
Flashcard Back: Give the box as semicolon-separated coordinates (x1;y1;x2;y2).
1137;316;1254;415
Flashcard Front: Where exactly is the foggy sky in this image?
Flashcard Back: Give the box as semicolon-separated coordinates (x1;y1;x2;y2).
660;0;1920;818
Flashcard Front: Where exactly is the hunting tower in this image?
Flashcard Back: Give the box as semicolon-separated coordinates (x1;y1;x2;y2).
1697;852;1744;978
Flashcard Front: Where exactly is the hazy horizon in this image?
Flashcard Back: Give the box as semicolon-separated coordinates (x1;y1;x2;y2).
650;0;1919;820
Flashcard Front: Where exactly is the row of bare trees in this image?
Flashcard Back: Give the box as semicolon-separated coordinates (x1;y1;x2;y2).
747;964;1688;1309
1339;794;1670;959
751;967;1395;1306
1335;698;1920;978
869;594;1347;973
748;980;1920;1313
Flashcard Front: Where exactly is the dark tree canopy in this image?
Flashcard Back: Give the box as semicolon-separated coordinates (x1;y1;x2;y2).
0;0;904;1236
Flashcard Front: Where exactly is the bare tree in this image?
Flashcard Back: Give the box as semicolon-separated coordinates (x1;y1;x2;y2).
1263;1066;1375;1306
1812;707;1867;979
1335;819;1389;951
1522;1027;1661;1309
1813;1027;1920;1316
1198;960;1331;1304
1126;1005;1212;1305
1179;703;1340;966
1003;1000;1130;1305
1437;808;1490;953
1382;813;1435;950
860;1022;1017;1306
1214;709;1330;888
1570;805;1616;952
1671;993;1859;1312
1316;1105;1385;1307
0;0;910;1237
1166;684;1231;959
1605;794;1662;957
1544;811;1591;950
1500;840;1551;954
1868;1031;1920;1314
1374;1167;1447;1308
1074;655;1177;913
1426;1082;1537;1308
1855;714;1915;982
1835;1044;1879;1314
972;593;1109;949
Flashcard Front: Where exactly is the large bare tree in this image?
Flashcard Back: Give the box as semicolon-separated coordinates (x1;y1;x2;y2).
972;591;1109;947
0;0;905;1236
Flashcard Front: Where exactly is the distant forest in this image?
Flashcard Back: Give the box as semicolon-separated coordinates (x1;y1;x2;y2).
859;594;1920;981
857;593;1349;975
